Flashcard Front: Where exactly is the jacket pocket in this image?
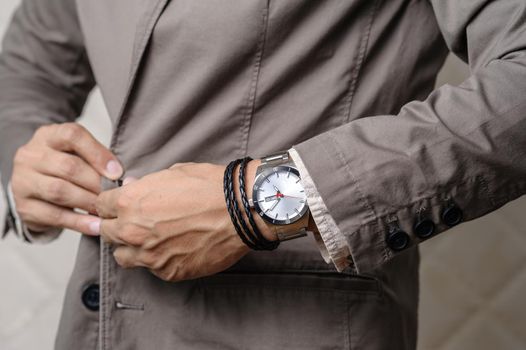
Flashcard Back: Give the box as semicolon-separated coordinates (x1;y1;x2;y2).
195;270;383;350
201;269;381;296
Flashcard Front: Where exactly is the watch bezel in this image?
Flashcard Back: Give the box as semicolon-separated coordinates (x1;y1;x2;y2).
252;165;309;225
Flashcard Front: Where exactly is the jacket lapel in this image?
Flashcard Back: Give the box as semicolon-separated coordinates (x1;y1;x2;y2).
113;0;171;135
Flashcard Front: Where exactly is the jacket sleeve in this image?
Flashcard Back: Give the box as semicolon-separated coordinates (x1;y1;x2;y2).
293;0;526;274
0;0;95;240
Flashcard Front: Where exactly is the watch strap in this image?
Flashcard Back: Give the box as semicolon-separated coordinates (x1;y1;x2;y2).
260;151;292;167
273;211;310;241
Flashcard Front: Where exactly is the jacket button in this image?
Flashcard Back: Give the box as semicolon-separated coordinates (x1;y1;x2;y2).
82;284;100;311
441;204;463;227
386;228;410;251
414;218;435;239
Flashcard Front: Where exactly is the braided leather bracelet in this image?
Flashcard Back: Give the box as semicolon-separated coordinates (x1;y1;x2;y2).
223;159;259;250
238;157;279;250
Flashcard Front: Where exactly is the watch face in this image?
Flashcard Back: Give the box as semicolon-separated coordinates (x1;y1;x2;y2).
252;165;308;225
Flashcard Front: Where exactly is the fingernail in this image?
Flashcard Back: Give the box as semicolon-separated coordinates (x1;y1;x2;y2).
123;176;137;185
88;219;101;235
106;160;123;179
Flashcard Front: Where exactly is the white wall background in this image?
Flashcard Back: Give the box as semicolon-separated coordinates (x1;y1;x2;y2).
0;1;525;349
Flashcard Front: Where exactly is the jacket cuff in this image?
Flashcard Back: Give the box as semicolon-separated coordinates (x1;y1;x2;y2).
294;133;394;274
289;148;353;272
6;180;62;244
2;198;17;239
293;129;509;274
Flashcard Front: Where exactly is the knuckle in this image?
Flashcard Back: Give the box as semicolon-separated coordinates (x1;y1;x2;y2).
149;253;168;271
130;231;148;247
113;251;132;268
120;225;145;246
13;146;28;164
34;124;51;138
138;251;158;268
60;157;79;178
59;123;83;143
116;223;135;243
157;264;186;282
154;268;174;282
115;225;128;242
46;178;67;202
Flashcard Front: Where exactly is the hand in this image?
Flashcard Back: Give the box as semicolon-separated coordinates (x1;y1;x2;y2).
11;123;123;235
95;161;275;282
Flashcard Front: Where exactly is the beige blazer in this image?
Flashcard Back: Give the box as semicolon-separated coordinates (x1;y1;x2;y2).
1;0;526;349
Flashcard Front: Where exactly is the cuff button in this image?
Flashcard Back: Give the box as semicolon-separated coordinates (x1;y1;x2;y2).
386;228;410;251
441;204;463;227
414;219;435;239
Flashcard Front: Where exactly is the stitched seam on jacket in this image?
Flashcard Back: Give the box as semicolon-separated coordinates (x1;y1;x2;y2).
343;296;350;350
477;174;497;207
239;0;270;156
101;242;113;350
329;133;377;223
342;0;381;125
321;135;378;269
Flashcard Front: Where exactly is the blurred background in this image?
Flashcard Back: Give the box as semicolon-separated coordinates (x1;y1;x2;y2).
1;1;525;349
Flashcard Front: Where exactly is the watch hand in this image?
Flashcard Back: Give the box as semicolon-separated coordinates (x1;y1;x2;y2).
273;185;281;193
264;195;278;202
269;198;280;211
281;194;304;200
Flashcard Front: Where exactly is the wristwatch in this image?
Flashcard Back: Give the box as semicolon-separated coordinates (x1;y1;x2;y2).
249;151;310;241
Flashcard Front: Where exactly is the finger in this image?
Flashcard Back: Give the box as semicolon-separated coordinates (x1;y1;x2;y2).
17;198;101;236
33;174;99;214
113;246;140;268
36;150;102;194
25;221;53;233
95;187;122;218
46;123;123;180
122;176;138;186
100;218;126;245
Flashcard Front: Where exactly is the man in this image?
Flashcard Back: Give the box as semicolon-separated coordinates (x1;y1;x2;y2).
1;0;525;349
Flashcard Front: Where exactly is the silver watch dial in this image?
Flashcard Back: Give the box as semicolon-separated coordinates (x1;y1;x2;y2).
252;165;308;225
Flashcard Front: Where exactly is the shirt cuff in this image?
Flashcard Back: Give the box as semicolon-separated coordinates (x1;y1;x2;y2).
7;181;62;244
289;148;352;272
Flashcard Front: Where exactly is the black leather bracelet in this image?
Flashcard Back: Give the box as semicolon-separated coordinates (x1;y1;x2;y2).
223;159;259;250
238;157;279;250
229;162;262;249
